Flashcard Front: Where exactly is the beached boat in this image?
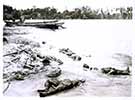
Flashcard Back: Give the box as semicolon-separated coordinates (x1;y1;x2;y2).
4;20;65;30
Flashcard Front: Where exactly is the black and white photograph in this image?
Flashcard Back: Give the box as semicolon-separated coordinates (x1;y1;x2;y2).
2;0;133;97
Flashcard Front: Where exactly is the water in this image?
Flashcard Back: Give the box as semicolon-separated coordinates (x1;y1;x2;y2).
21;20;132;68
3;20;132;96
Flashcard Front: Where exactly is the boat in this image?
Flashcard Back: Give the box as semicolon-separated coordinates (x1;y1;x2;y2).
4;19;65;30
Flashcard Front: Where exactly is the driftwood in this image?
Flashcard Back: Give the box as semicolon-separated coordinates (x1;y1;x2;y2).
3;81;11;93
3;51;19;57
11;57;21;62
3;49;33;57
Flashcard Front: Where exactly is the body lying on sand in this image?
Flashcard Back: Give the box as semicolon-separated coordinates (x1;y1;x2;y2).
83;63;130;75
37;78;85;97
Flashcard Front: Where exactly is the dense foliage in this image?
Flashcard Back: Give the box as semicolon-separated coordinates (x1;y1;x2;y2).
3;5;21;21
3;5;132;20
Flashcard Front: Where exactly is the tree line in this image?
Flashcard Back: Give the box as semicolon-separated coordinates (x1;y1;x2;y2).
3;5;132;20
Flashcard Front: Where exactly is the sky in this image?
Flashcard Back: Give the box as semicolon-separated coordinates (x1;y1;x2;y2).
3;0;133;11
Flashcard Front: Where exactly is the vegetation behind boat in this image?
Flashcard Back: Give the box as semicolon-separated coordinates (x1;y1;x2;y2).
3;5;132;20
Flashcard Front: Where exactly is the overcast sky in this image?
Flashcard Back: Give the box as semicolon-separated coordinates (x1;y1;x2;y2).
3;0;133;11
